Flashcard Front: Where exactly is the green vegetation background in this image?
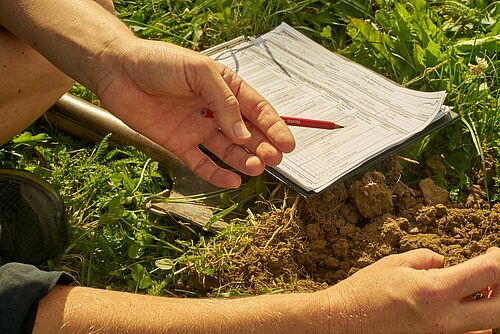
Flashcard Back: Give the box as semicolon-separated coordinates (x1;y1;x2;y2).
0;0;498;295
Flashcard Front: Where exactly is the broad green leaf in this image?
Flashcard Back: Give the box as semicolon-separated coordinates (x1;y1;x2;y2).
394;2;411;22
453;35;500;53
413;43;426;72
424;38;442;66
320;25;332;38
131;263;144;282
394;3;412;44
374;9;392;30
108;196;124;217
124;178;138;193
349;18;393;59
491;20;500;35
12;132;51;146
411;0;427;14
109;172;124;185
192;24;203;42
131;264;152;289
155;258;175;270
138;275;152;289
128;243;142;259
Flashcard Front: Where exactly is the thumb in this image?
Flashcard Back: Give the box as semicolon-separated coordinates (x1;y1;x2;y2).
194;59;251;144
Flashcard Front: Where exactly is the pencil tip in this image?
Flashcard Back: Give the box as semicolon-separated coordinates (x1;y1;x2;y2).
336;124;345;129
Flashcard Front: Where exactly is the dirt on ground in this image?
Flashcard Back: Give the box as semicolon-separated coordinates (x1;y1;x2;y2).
188;156;500;297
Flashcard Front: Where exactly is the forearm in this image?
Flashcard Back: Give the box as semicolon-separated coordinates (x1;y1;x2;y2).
0;0;134;92
34;285;333;333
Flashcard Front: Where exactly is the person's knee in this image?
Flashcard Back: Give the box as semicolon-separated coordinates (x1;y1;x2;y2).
0;28;73;144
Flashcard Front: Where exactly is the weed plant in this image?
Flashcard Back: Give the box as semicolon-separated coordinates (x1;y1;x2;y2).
1;0;499;295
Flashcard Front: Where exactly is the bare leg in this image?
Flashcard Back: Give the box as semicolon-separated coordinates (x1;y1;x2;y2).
0;28;72;144
0;0;115;145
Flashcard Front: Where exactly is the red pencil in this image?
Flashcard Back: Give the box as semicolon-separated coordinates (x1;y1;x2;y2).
201;108;344;130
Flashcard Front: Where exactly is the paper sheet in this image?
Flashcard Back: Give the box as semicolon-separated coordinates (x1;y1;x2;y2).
211;23;447;193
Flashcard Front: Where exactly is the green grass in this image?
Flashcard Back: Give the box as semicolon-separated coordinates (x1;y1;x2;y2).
1;0;499;295
343;0;499;200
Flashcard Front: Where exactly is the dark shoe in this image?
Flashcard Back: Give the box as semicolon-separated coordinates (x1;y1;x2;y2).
0;169;67;265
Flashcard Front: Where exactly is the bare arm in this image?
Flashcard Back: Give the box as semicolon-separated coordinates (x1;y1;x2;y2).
0;0;296;188
0;0;131;93
34;285;327;334
33;248;500;333
0;0;124;91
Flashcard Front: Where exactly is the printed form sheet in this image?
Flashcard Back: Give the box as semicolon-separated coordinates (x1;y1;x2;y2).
212;23;447;193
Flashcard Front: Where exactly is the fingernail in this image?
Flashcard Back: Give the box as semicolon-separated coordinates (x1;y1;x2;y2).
247;156;262;167
233;121;251;140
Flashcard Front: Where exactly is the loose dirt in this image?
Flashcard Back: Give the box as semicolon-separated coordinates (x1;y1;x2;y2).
188;157;500;297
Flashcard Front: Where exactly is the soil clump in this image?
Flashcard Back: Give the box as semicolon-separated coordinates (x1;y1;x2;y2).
189;158;499;298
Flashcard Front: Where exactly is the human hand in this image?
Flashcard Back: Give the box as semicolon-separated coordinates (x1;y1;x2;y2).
94;38;295;188
318;248;500;333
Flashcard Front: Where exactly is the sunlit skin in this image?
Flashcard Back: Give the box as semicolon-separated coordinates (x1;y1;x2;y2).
0;0;295;189
0;0;499;333
95;40;296;188
32;248;500;333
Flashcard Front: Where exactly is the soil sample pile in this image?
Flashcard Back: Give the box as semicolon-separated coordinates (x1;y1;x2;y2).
189;158;499;295
299;170;500;285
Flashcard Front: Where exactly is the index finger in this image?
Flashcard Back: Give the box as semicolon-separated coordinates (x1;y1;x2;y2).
217;64;296;154
195;59;251;145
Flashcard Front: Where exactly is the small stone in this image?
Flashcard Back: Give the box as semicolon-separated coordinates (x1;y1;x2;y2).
419;178;449;205
409;227;420;234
